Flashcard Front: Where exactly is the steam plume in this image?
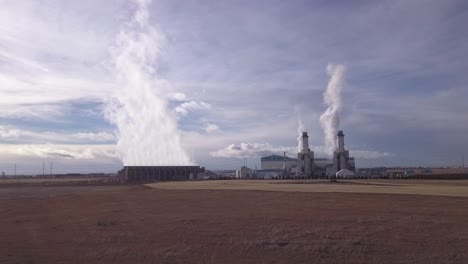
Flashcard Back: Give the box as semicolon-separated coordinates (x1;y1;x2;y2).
319;64;346;155
297;119;305;152
105;0;192;165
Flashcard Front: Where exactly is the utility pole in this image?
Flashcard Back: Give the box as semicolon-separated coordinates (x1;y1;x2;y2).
43;161;45;177
50;162;53;177
14;163;16;177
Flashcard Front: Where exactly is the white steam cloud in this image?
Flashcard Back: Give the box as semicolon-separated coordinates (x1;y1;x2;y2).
319;63;346;155
297;119;305;152
104;0;192;165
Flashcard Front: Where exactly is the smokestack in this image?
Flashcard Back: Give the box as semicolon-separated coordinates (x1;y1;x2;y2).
337;130;345;152
302;132;309;153
283;151;287;171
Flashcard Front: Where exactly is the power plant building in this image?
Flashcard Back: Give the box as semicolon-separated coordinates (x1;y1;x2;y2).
260;130;356;178
235;166;253;179
297;132;315;177
118;166;205;183
333;130;356;173
261;154;297;172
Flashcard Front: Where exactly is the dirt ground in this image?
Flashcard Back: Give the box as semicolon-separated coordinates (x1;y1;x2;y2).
149;179;468;197
1;185;467;264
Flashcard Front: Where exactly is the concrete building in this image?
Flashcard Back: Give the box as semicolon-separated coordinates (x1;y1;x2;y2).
297;132;314;178
314;158;335;177
261;154;297;172
235;166;253;179
254;169;283;179
332;130;356;174
118;166;205;183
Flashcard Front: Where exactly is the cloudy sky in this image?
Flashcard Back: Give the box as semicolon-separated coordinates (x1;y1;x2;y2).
1;0;468;174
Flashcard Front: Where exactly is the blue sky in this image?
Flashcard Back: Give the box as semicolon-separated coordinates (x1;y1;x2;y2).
1;0;468;174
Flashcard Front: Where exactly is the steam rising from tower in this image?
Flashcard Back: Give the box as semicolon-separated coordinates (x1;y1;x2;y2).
297;120;305;152
105;0;192;165
319;64;346;155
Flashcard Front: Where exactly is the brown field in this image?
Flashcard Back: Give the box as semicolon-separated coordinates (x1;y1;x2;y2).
1;181;468;264
0;177;107;185
149;179;468;197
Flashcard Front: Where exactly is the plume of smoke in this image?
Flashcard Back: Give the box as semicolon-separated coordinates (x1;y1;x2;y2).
297;119;305;152
319;63;346;155
105;0;192;165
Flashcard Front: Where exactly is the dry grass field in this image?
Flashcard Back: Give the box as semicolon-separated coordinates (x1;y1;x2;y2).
148;179;468;197
1;181;467;263
0;177;107;185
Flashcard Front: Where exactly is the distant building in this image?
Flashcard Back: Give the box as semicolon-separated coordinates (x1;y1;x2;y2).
118;166;205;183
235;166;253;179
314;158;334;177
261;154;297;172
254;169;283;179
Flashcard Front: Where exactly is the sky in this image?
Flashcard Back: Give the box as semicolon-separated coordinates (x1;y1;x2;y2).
1;0;468;174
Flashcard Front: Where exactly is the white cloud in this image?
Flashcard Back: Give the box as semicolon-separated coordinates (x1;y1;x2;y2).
211;142;393;160
204;123;220;133
0;126;21;138
210;143;296;158
0;125;115;144
0;103;66;120
74;132;116;142
351;150;394;159
0;73;115;106
175;101;211;115
0;1;118;119
0;144;117;160
0;0;463;170
167;92;187;101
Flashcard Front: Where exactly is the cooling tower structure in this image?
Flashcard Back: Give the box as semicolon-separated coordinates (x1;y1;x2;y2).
297;132;315;178
117;166;205;183
332;130;356;174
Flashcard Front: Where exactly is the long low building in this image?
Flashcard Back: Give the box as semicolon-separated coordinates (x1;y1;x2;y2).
118;166;205;183
261;154;298;172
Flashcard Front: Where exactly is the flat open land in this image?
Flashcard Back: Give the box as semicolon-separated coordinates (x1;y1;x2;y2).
1;181;468;264
149;179;468;197
0;178;104;184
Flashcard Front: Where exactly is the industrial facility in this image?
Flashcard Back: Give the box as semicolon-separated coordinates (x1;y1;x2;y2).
118;130;355;182
253;130;356;179
333;131;356;175
118;166;205;183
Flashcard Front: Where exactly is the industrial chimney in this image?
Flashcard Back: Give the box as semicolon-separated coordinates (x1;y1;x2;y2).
301;132;309;153
337;130;345;153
